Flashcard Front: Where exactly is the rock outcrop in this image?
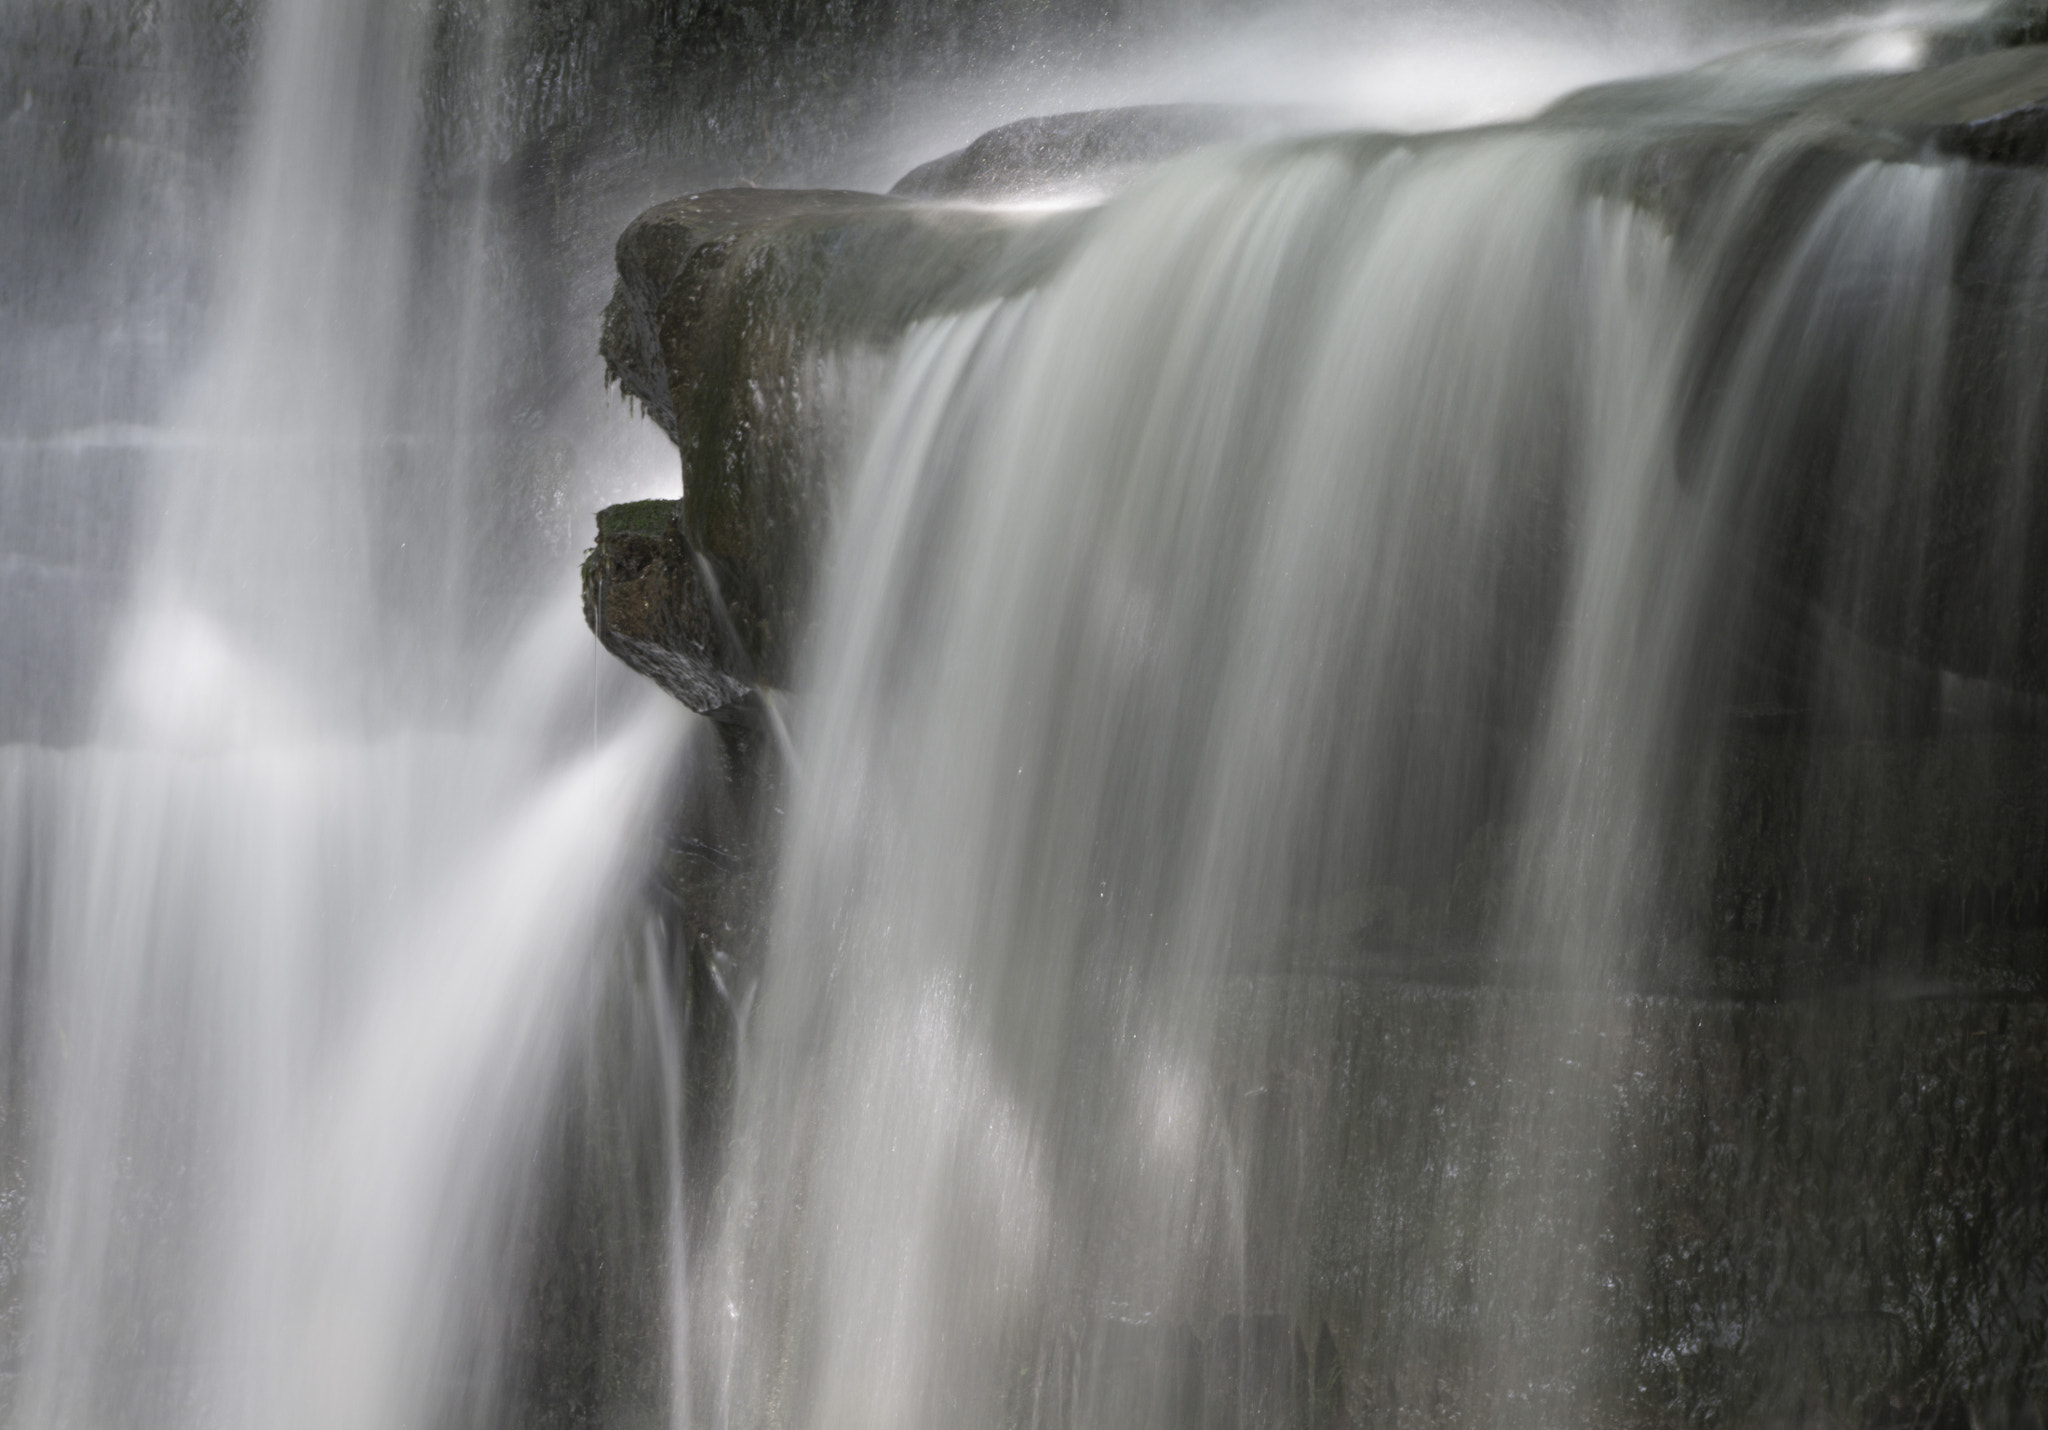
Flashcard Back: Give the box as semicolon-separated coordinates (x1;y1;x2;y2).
580;499;755;722
888;103;1282;203
589;43;2048;1001
598;186;1080;689
581;40;2048;1430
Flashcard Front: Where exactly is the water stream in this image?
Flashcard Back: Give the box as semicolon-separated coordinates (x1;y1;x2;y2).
1;0;693;1423
5;0;2047;1426
705;62;2048;1430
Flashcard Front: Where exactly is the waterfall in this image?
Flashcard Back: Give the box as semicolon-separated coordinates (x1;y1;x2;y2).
704;78;2048;1429
8;0;2048;1423
1;0;692;1423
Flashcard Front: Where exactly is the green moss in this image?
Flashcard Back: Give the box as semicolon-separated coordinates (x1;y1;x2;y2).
593;498;680;540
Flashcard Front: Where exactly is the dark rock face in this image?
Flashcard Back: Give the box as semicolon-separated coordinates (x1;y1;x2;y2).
1935;99;2048;165
599;184;1079;685
591;53;2048;957
732;983;2043;1430
1219;983;2048;1430
1558;50;2048;718
888;104;1276;202
585;46;2048;1430
968;986;2048;1430
601;188;900;446
580;499;756;721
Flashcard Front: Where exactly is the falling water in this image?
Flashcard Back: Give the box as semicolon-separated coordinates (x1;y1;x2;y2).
701;37;2048;1428
8;0;2048;1424
1;0;695;1422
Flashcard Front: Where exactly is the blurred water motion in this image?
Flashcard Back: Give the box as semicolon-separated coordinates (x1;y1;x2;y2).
706;31;2048;1430
5;0;2047;1426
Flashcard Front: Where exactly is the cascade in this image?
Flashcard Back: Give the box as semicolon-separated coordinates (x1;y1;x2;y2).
6;0;2048;1427
1;0;699;1423
607;16;2048;1429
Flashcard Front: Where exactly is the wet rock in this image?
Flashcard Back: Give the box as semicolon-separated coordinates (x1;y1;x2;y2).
1814;41;2048;136
999;984;2048;1428
1700;727;2048;996
580;498;754;721
1255;983;2048;1429
593;51;2048;1007
1568;49;2048;707
1933;97;2048;165
888;104;1276;203
600;186;1078;685
595;104;1298;693
602;188;895;446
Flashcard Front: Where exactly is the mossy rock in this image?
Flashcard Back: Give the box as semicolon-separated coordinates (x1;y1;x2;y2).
600;185;1083;685
580;498;755;721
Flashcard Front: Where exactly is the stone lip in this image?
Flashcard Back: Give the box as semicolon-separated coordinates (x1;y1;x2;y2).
595;104;1298;694
600;187;902;446
592;53;2048;709
1934;96;2048;165
887;103;1288;203
1539;38;2048;141
599;181;1081;689
580;498;757;723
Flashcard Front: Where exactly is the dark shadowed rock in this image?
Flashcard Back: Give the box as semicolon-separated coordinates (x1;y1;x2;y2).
591;108;1272;699
1563;47;2048;710
597;48;2048;722
599;185;1081;686
578;47;2048;1428
580;499;755;721
1934;97;2048;164
601;188;899;446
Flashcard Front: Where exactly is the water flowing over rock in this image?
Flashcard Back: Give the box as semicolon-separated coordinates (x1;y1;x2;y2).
888;104;1284;202
599;186;1079;683
585;30;2048;1430
16;0;2048;1425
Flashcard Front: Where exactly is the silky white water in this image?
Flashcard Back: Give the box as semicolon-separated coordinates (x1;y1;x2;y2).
702;67;2048;1425
0;0;691;1422
6;0;2047;1424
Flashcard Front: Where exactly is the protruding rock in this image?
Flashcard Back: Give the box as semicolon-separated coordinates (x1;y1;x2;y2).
1933;97;2048;164
596;53;2048;712
595;107;1289;693
888;104;1275;203
599;185;1080;685
601;188;900;446
580;499;755;722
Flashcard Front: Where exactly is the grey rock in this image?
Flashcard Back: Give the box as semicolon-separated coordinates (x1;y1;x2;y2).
599;185;1080;686
580;499;755;722
1933;96;2048;164
888;103;1278;203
